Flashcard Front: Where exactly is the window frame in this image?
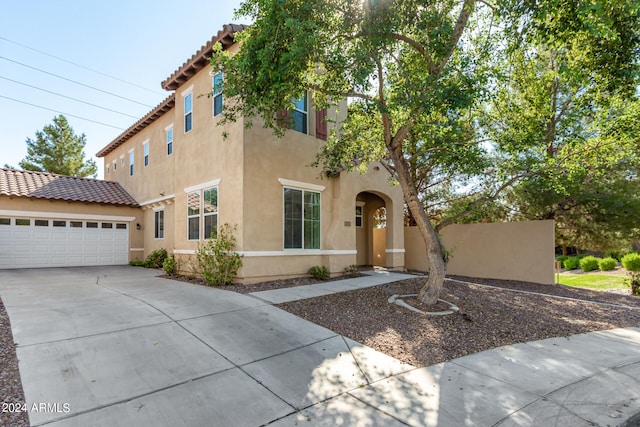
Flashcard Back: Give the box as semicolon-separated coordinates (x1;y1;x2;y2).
154;210;165;239
283;186;321;250
184;91;193;133
129;150;134;176
202;187;218;239
186;186;219;241
143;140;149;167
187;191;200;241
291;93;308;134
355;205;363;228
212;72;223;117
166;126;173;156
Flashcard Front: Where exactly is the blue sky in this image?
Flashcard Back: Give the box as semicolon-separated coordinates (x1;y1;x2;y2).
1;0;246;178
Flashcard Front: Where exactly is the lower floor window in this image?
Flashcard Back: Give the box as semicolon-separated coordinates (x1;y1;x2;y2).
187;187;218;240
155;210;164;239
284;187;320;249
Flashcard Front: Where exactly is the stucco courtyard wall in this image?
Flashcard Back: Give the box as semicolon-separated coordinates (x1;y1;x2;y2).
404;220;554;284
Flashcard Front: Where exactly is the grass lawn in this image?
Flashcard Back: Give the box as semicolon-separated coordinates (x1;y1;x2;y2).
559;273;628;290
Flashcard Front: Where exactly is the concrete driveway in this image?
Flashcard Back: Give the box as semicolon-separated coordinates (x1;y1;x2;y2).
0;266;412;426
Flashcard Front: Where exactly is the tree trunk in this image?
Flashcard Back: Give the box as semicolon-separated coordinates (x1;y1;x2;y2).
388;146;446;305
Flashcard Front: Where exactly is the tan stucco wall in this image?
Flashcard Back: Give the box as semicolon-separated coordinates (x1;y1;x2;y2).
0;196;144;262
404;220;555;284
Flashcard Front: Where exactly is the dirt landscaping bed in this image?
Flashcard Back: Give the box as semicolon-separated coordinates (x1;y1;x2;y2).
276;276;640;368
0;298;29;427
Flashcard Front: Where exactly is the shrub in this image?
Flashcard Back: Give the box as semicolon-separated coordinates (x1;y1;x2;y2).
563;257;580;270
604;251;623;262
308;265;329;280
196;224;243;286
575;253;589;261
598;257;617;271
163;255;176;274
129;260;146;267
621;253;640;296
555;255;569;264
579;256;600;272
145;248;168;269
343;264;359;277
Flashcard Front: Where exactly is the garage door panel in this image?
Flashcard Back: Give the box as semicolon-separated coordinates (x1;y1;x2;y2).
0;217;130;269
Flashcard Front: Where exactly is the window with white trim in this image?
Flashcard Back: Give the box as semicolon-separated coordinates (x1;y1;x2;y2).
355;205;363;227
186;186;219;240
106;165;110;175
291;93;308;134
129;151;134;176
113;160;117;172
284;187;320;249
212;72;223;117
166;127;173;155
143;142;149;167
184;92;193;133
187;191;200;240
121;156;125;168
155;210;164;239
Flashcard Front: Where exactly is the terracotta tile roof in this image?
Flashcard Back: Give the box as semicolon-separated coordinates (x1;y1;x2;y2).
96;94;175;157
0;168;139;207
161;23;248;91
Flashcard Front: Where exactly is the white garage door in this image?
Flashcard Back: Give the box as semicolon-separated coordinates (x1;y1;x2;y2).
0;217;129;269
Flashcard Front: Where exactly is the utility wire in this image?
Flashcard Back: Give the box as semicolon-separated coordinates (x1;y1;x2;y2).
0;35;165;96
0;75;140;119
0;56;153;108
0;95;125;130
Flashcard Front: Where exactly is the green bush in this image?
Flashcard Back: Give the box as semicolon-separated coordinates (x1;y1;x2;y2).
197;224;243;286
621;253;640;296
575;253;589;261
163;255;176;274
579;256;600;272
598;257;617;271
563;257;580;270
308;265;329;280
604;251;623;262
145;248;168;269
129;260;146;267
555;255;570;264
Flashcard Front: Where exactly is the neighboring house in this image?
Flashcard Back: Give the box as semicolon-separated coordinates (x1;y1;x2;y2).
0;24;405;282
98;24;405;283
0;168;141;268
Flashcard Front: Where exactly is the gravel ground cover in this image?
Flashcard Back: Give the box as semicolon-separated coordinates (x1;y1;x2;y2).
1;298;29;427
276;276;640;367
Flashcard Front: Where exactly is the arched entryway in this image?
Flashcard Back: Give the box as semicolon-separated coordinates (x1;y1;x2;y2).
355;191;392;267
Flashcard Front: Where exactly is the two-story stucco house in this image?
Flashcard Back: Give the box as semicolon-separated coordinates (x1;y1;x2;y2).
98;23;406;282
0;24;405;282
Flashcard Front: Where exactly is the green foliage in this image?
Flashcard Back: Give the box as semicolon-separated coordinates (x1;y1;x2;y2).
308;266;329;281
343;264;359;278
575;254;589;261
579;256;600;272
145;248;168;269
621;253;640;296
604;251;623;262
622;253;640;272
598;257;617;271
196;224;243;286
163;255;176;274
129;260;146;267
555;255;569;264
559;274;626;290
563;257;580;270
19;115;97;177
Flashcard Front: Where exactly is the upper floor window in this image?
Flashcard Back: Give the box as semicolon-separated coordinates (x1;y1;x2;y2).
129;151;134;176
166;127;173;156
184;92;193;133
106;165;110;175
212;72;223;117
121;156;125;168
143;141;149;167
113;160;117;172
292;93;308;134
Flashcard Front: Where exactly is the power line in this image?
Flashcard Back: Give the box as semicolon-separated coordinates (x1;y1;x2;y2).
0;35;165;96
0;75;139;119
0;56;153;108
0;94;125;130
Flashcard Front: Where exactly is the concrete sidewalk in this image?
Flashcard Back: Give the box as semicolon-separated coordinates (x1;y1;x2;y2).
1;266;639;426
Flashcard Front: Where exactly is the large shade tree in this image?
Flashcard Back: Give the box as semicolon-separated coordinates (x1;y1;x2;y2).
212;0;640;304
19;115;97;178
